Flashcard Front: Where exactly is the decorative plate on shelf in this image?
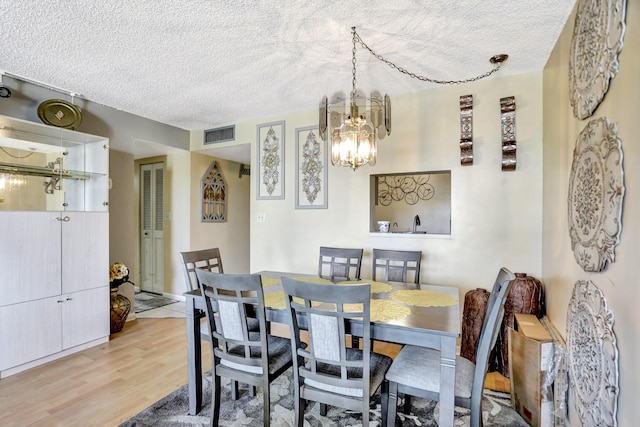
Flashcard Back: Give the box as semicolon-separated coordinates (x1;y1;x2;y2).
566;280;619;427
37;99;82;130
567;117;624;272
569;0;627;120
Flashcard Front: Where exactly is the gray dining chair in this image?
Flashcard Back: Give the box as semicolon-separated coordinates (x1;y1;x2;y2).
349;248;422;350
179;248;258;398
318;246;364;282
195;270;294;427
180;247;224;291
383;267;515;427
372;249;422;285
281;277;392;427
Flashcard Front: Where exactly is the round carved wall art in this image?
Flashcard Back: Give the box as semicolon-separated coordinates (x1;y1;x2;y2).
569;0;627;120
568;117;624;272
566;280;618;427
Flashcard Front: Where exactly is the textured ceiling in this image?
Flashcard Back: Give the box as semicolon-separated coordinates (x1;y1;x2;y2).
0;1;575;132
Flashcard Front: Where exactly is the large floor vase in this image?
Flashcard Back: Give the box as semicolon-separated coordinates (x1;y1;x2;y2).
110;287;131;333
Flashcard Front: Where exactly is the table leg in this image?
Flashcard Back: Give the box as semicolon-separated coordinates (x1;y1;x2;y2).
438;337;457;427
186;297;203;415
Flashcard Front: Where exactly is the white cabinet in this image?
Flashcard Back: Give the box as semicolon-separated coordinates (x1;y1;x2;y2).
0;287;109;371
62;212;109;294
0;115;109;377
62;286;110;349
0;296;62;370
0;211;61;306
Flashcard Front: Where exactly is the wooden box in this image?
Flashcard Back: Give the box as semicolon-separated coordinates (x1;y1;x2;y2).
509;313;555;427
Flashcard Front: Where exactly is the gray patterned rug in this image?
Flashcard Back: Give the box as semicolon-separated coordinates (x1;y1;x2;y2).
119;369;528;426
134;292;179;313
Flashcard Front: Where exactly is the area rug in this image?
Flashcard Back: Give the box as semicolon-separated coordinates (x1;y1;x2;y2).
134;292;179;314
119;368;528;426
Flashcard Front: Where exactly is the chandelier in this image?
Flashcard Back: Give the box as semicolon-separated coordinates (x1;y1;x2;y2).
320;27;508;171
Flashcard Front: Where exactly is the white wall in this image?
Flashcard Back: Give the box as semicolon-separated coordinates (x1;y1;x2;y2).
187;153;251;275
159;151;251;297
226;72;544;300
543;1;639;425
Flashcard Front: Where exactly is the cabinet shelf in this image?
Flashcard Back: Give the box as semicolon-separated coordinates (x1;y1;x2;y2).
0;161;101;181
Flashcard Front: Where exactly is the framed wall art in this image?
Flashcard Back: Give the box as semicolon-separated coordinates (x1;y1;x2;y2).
256;120;285;200
295;125;328;209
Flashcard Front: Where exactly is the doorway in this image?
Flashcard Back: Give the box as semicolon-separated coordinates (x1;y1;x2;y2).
140;162;164;294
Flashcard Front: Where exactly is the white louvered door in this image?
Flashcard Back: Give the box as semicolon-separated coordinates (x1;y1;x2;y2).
140;162;164;294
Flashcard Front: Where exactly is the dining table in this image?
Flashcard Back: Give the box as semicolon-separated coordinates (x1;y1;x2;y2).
184;270;461;427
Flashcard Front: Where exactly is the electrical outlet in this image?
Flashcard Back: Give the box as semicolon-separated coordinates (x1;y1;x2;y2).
257;212;266;223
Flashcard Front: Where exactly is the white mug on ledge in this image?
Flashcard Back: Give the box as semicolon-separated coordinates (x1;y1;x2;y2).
377;221;391;233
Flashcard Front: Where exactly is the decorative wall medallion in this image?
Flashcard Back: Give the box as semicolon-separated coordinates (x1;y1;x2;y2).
459;94;473;166
569;0;627;120
500;96;516;171
568;117;624;272
566;280;619;427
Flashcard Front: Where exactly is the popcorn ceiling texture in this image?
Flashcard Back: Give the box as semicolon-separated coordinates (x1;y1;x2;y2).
0;0;575;130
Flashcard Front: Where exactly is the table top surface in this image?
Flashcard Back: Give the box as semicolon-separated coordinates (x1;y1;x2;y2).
185;270;460;338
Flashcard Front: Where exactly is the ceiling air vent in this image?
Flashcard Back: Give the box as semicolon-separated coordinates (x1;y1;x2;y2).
204;125;235;144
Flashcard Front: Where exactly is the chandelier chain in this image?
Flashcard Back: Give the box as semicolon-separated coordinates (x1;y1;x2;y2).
351;27;357;98
352;28;503;85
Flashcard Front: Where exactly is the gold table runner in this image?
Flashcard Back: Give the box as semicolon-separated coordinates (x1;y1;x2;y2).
291;276;333;284
336;280;392;294
261;276;282;287
263;291;324;310
344;300;411;322
264;292;410;322
390;289;457;307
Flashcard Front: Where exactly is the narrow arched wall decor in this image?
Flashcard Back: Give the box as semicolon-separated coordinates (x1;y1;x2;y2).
201;160;226;222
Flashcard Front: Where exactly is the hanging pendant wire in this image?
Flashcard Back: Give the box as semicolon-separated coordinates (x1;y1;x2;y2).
327;27;507;171
352;27;507;85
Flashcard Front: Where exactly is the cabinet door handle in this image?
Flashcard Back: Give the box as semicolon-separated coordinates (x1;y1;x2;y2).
54;216;70;222
66;297;72;301
57;299;64;303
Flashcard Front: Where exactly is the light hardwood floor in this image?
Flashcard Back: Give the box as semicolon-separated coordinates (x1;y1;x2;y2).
0;318;508;427
0;318;202;427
